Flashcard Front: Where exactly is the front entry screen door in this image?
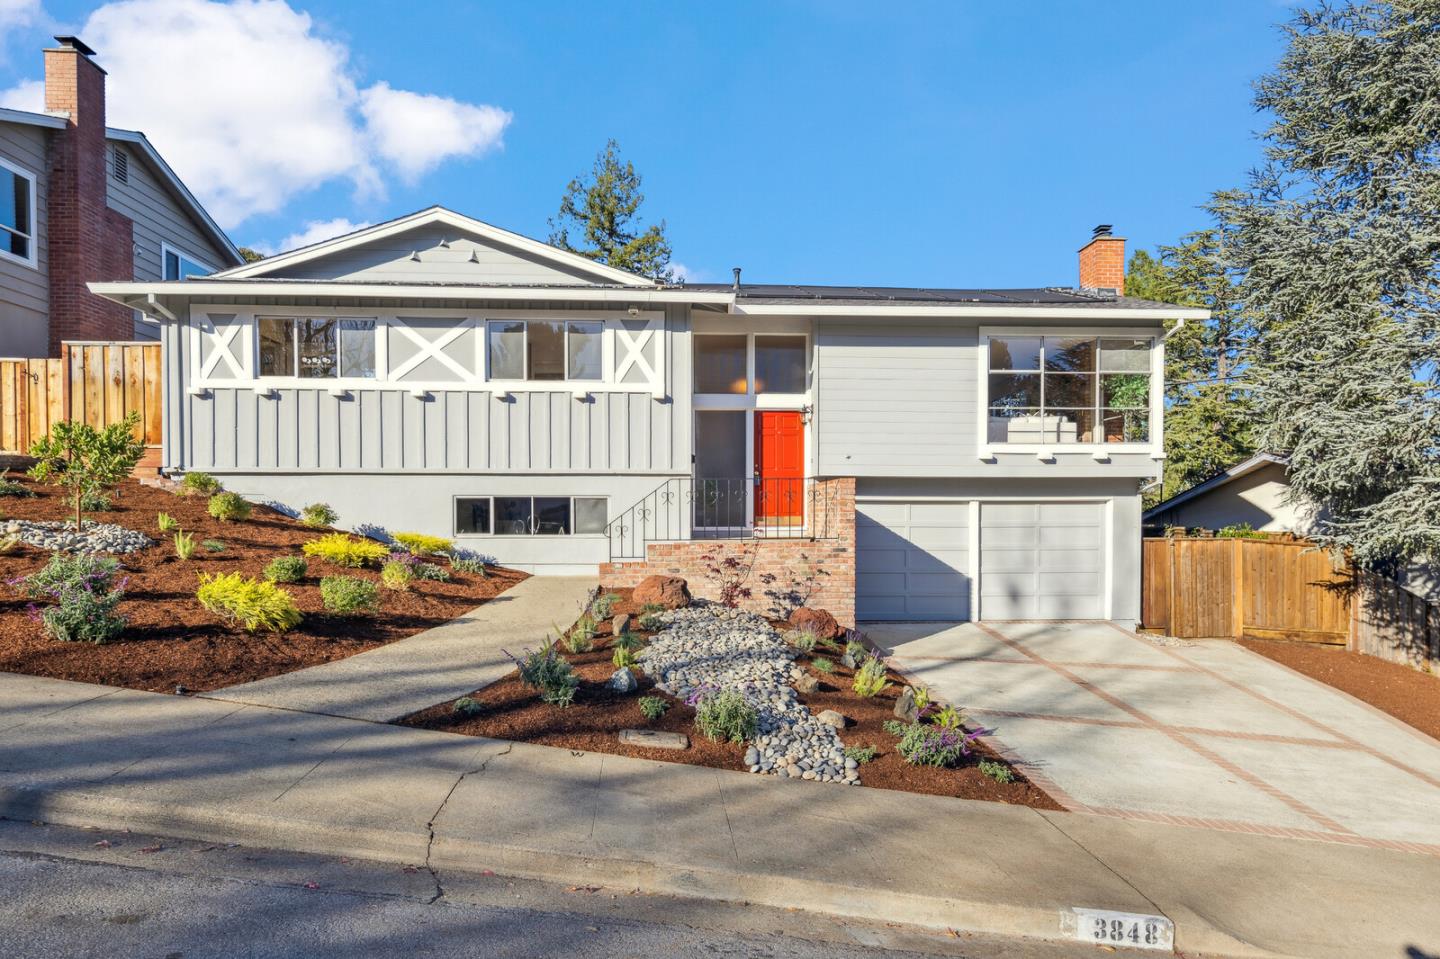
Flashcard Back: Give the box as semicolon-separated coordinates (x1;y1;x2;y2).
754;411;804;527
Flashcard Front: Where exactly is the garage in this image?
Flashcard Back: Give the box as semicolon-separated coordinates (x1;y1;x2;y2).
856;500;970;621
978;502;1106;620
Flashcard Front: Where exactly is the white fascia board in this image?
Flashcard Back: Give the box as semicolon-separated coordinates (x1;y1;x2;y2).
731;303;1211;320
87;280;732;308
212;206;656;287
0;106;67;129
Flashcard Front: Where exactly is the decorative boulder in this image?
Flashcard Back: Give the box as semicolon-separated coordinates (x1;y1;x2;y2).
633;575;691;610
893;686;919;722
788;607;842;640
817;709;847;730
607;667;638;694
612;613;633;635
794;673;820;695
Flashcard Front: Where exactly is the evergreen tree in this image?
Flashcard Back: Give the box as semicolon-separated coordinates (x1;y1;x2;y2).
548;139;674;281
1212;0;1440;571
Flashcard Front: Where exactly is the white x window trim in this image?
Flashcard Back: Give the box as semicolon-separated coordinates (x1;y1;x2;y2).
387;317;476;382
199;317;246;379
615;324;657;384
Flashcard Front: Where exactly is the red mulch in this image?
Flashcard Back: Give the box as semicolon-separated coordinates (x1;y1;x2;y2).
0;474;526;693
401;589;1060;809
1239;638;1440;742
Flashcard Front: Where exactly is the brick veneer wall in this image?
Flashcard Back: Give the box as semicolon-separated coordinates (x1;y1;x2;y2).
1078;233;1126;295
600;477;857;626
44;41;135;355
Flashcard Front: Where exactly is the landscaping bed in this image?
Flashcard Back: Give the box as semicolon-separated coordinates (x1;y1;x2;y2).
400;587;1060;809
0;473;525;693
1239;638;1440;742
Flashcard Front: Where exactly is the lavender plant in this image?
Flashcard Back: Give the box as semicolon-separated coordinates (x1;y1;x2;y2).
14;553;127;644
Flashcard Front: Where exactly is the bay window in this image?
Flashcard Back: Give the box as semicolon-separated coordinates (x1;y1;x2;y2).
486;319;603;381
258;317;377;379
986;334;1151;445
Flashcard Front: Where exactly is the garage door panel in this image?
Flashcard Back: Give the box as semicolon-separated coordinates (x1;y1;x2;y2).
1039;524;1100;547
979;548;1034;572
980;571;1037;598
982;503;1039;526
857;502;909;526
907;594;969;618
856;500;970;622
980;526;1038;548
908;526;967;550
856;525;910;548
1039;572;1103;596
1038;548;1103;571
909;503;969;524
909;571;969;593
980;502;1105;620
857;570;907;594
1039;503;1100;525
907;550;967;574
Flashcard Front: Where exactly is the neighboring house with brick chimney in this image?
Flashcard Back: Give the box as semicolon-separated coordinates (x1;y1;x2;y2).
90;208;1205;628
0;36;241;357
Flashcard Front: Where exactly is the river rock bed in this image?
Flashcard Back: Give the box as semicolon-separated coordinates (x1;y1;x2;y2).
4;519;154;554
640;605;857;784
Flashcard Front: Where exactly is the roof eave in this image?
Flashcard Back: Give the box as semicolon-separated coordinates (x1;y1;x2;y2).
86;280;731;309
1141;453;1288;520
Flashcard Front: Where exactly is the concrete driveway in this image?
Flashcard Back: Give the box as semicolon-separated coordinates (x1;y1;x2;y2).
869;620;1440;853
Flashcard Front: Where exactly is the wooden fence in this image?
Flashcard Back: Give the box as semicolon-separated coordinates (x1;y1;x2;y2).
1351;572;1440;673
0;342;162;453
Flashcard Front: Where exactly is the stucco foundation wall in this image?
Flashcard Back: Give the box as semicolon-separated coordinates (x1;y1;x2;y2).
600;478;857;626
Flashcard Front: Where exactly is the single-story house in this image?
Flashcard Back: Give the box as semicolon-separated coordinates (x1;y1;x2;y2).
1141;453;1316;535
89;213;1207;627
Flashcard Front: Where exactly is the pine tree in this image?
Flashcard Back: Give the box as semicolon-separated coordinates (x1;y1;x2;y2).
1211;1;1440;571
548;139;674;281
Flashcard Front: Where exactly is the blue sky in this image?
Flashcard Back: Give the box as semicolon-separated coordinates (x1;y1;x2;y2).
0;1;1293;285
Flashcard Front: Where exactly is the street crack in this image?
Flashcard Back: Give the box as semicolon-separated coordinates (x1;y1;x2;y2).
422;742;512;904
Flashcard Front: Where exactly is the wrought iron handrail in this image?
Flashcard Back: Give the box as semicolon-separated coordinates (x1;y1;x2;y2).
605;476;839;562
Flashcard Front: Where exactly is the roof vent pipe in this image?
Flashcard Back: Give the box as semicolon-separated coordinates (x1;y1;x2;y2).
732;267;742;293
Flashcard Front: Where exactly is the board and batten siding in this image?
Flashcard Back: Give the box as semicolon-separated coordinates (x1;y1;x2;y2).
163;301;692;476
0;120;49;357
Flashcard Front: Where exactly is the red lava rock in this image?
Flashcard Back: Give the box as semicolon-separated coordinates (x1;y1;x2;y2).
788;606;842;640
632;575;691;610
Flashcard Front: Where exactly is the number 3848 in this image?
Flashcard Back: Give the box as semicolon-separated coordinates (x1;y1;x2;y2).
1094;917;1163;945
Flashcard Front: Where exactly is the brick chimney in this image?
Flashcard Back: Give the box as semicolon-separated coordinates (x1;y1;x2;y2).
1078;223;1125;296
44;35;134;355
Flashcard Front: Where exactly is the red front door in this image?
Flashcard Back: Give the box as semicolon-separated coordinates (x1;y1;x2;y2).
754;411;804;526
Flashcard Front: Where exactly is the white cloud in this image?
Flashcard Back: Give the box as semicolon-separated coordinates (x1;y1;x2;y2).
668;261;709;283
0;0;511;228
0;0;41;30
360;83;510;182
0;77;41;110
248;216;371;256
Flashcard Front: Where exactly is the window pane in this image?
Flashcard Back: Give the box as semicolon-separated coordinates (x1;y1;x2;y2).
494;496;532;535
1102;372;1149;408
987;372;1040;409
337;319;376;378
1044;337;1095;372
1;167;30;253
534;496;570;535
1100;338;1150;372
988;336;1041;371
574;497;607;534
567;321;603;380
1048;409;1096;444
755;335;806;393
988;407;1042;443
695;335;748;394
1045;372;1095;407
455;497;492;534
258;318;295;376
1103;409;1150;444
488;321;525;379
4;226;26;259
529;320;565;380
297;318;338;378
163;250;179;280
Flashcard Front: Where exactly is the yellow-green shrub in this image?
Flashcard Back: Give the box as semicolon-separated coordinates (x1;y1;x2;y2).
391;531;454;556
196;572;302;633
381;559;413;591
301;532;390;568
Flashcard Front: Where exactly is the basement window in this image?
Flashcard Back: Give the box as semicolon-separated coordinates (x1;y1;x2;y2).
454;496;608;535
0;156;36;268
258;316;377;379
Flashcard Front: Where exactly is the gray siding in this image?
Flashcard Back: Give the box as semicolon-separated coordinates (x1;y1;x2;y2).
0;120;49;356
268;224;608;285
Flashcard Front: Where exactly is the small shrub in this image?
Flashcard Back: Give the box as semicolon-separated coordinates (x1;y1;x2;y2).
16;553;127;644
299;502;338;528
381;559;414;591
202;539;226;553
0;532;20;554
196;572;301;633
590;592;621;619
979;759;1015;784
787;628;819;655
882;719;909;738
413;561;450;582
892;721;982;768
174;530;196;560
179;471;222;497
508;643;579;708
638;696;669;721
910;684;932;714
0;469;33;496
451;556;487;576
207;491;252;522
612;631;643;652
693;689;759;744
156;512;179;533
452;696;483;718
638;612;663;632
562;613;596;653
852;655;889;698
845;639;867;663
391;531;454;556
80;490;112;512
612;645;638;669
303;532;390;568
1218;522;1266;540
843;744;877;765
264;555;307;584
640;602;664;615
811;656;836;674
932;704;964;730
320;576;380;615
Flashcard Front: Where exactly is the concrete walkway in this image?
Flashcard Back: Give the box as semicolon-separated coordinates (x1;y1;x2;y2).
872;620;1440;854
2;669;1439;958
209;576;595;722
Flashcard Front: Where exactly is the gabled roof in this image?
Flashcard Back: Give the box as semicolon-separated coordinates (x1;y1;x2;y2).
1142;453;1289;522
213;206;659;287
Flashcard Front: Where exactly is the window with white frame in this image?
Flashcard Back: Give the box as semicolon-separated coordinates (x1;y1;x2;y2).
986;334;1152;445
486;319;603;381
455;495;607;536
694;333;808;395
162;243;214;280
0;157;37;267
258;316;377;378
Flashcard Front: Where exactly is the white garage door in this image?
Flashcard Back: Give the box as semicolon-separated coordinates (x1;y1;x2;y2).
856;500;970;621
979;502;1105;620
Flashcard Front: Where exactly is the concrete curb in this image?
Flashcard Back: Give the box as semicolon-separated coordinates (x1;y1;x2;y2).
0;781;1293;958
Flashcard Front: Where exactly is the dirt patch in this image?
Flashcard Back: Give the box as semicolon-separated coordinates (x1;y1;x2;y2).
1239;639;1440;742
0;474;526;693
400;588;1060;809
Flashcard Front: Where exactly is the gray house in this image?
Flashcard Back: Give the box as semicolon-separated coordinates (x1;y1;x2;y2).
0;36;240;357
90;210;1206;628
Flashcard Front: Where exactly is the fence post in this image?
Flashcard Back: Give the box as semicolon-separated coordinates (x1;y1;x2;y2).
1231;537;1244;640
1166;536;1178;638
